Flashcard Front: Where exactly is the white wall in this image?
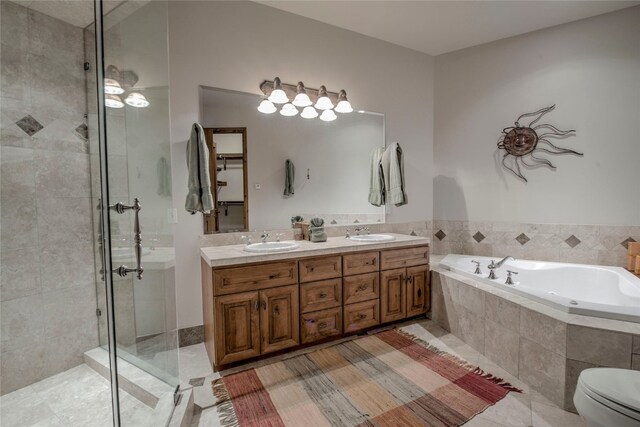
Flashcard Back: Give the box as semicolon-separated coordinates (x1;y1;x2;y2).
434;6;640;226
202;88;385;231
169;1;434;328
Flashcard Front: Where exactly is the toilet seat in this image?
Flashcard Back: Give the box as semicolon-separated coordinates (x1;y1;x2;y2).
574;368;640;427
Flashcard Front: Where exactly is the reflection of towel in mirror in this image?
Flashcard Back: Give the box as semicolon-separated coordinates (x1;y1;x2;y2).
368;147;385;206
381;142;407;206
157;157;172;197
185;123;214;214
284;159;295;196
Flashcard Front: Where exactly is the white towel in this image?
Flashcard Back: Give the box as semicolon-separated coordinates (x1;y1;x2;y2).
381;142;407;206
185;123;214;214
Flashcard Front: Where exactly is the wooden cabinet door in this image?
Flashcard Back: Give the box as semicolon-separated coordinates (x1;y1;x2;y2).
380;268;406;323
260;285;299;354
214;291;260;366
406;265;428;317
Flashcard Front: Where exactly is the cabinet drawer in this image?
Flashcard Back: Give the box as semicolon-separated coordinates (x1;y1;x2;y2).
344;300;380;333
343;272;379;305
300;307;342;344
213;261;297;296
300;278;342;314
343;252;379;276
380;246;429;270
299;256;342;283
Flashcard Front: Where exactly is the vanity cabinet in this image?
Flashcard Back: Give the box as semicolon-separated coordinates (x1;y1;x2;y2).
380;247;430;323
202;244;429;370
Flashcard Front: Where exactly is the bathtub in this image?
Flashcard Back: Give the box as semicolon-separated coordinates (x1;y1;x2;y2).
438;254;640;324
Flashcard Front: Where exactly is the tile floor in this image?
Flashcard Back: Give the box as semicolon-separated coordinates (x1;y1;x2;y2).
1;319;588;427
184;319;588;427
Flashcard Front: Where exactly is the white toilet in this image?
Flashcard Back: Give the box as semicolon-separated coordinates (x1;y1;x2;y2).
574;368;640;427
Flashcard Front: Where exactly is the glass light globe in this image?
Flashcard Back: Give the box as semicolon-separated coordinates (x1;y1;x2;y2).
125;92;149;108
315;85;334;110
279;103;298;117
268;77;289;104
300;106;318;119
293;93;312;107
257;99;277;114
104;78;124;94
319;109;337;122
335;90;353;113
105;94;124;108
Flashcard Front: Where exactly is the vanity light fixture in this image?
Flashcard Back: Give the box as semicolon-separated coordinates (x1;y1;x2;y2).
258;78;353;120
280;103;299;117
104;78;124;95
315;85;334;110
334;90;353;113
125;92;149;108
300;106;319;119
319;109;337;122
105;94;124;108
292;81;312;107
257;97;277;114
268;77;289;104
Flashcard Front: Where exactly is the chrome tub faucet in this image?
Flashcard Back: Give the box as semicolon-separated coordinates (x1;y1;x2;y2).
487;256;514;279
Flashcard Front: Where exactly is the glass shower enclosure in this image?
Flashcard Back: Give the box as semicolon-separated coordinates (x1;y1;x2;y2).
87;0;178;425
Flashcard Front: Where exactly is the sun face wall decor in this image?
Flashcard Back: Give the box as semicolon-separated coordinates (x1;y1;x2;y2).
498;105;583;182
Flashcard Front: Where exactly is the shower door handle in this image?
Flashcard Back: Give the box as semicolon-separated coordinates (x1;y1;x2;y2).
110;198;144;280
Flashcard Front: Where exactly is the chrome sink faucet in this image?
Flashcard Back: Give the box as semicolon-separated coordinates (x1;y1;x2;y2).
354;226;370;235
261;231;270;243
345;228;351;239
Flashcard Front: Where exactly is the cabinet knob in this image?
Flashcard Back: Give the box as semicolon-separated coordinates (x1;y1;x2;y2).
357;314;367;320
318;322;327;329
319;292;327;298
356;284;367;292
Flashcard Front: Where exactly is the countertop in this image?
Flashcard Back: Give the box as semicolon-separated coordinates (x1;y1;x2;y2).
201;233;430;268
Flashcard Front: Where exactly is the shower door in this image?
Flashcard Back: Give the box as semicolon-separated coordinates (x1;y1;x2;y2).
90;0;178;425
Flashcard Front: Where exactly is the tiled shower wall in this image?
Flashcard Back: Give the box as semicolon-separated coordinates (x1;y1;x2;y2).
0;2;97;394
431;220;639;267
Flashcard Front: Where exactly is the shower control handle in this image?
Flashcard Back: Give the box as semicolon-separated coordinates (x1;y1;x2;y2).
110;198;144;280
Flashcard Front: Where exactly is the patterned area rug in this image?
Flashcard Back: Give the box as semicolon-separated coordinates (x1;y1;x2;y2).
212;329;521;426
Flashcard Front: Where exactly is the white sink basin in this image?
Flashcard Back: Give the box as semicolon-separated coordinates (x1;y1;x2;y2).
350;234;396;242
244;241;300;253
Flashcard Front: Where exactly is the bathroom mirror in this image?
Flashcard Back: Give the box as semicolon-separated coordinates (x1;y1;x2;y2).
200;86;385;233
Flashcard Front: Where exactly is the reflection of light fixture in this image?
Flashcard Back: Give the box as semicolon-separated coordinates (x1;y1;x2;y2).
315;85;334;110
292;81;312;107
335;90;353;113
268;77;289;104
300;106;318;119
280;103;298;117
125;92;149;108
257;98;277;114
105;94;124;108
104;78;124;94
320;109;337;122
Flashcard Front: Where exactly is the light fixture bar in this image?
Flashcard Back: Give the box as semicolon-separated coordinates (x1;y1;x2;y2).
260;80;343;106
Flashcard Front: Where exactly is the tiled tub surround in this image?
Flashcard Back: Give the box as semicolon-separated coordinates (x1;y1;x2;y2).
431;258;640;412
0;2;97;394
431;220;639;267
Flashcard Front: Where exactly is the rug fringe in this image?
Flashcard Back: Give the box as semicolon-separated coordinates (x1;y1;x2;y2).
394;329;522;393
212;378;240;427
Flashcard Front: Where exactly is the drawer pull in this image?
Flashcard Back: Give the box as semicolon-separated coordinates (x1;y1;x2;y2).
357;314;367;320
319;292;327;298
318;322;327;329
309;267;315;272
356;284;368;292
417;288;422;297
255;301;260;311
269;274;277;279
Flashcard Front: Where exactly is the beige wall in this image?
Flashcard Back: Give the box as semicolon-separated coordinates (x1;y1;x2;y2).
434;6;640;226
169;1;435;329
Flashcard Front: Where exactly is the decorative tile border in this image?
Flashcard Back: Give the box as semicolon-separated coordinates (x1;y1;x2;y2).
431;220;639;267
